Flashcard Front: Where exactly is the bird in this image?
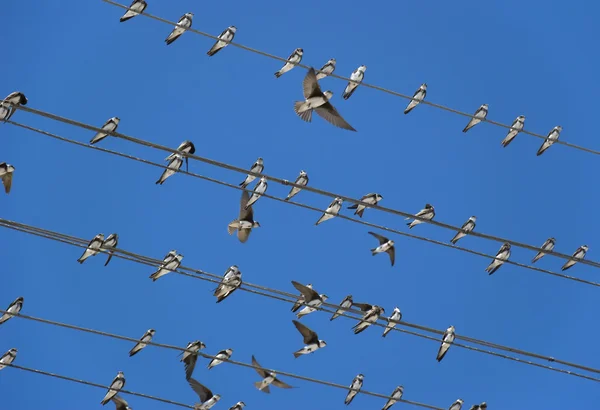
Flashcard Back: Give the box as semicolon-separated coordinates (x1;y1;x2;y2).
129;329;155;357
165;13;193;45
0;348;17;371
382;307;402;338
291;283;312;312
294;68;356;131
166;140;195;172
469;402;487;410
485;242;511;275
149;250;183;281
228;190;261;243
207;26;237;56
368;232;395;266
102;233;119;266
405;204;435;229
207;348;233;370
404;83;427;114
532;237;556;263
344;374;364;405
111;395;132;410
561;245;588;271
188;377;220;410
77;233;105;264
292;320;327;358
156;153;183;185
239;157;264;188
347;193;383;218
228;402;246;410
501;115;525;147
100;371;126;405
330;295;353;321
315;197;343;225
462;104;488;132
285;170;308;201
214;265;242;303
342;65;367;100
436;326;456;362
291;281;328;319
448;399;464;410
275;48;303;78
245;177;268;209
90;117;120;145
181;340;206;380
119;0;147;22
537;125;562;156
450;216;477;245
0;104;9;122
352;305;385;335
1;91;27;122
252;355;293;393
316;58;336;80
0;162;15;194
382;385;404;410
0;297;23;325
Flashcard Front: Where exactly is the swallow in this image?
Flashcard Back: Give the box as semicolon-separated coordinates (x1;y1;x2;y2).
102;233;119;266
342;65;367;100
1;91;27;122
0;162;15;194
239;157;264;188
90;117;120;145
353;305;385;334
368;232;395;266
469;402;487;410
501;115;525;147
291;283;312;312
450;216;476;245
100;371;126;405
485;242;511;275
228;190;261;243
347;193;383;218
404;83;427;114
291;281;328;319
532;237;556;263
156;153;183;185
77;233;105;264
149;250;183;281
294;68;356;131
165;13;193;45
462;104;488;133
0;348;17;371
292;320;327;358
207;348;233;370
129;329;155;357
285;170;308;201
536;125;562;156
382;307;402;338
111;395;132;410
316;58;336;80
436;325;455;362
406;204;435;229
188;377;220;410
214;265;242;303
245;177;268;209
345;374;364;405
119;0;147;22
228;402;246;410
274;48;303;78
181;340;206;380
449;399;464;410
166;140;195;171
207;26;237;56
252;355;293;393
561;245;588;271
315;197;343;225
382;385;404;410
0;297;23;325
330;295;353;321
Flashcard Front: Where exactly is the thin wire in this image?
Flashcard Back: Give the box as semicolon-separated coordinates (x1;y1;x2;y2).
8;119;600;289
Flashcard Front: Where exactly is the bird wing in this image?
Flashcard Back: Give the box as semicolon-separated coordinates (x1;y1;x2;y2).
314;102;356;131
188;377;213;402
291;281;320;301
292;320;318;345
239;190;253;221
272;377;294;389
387;246;395;266
237;228;251;243
368;231;389;245
302;68;322;99
184;354;198;380
2;172;12;193
353;302;373;312
251;355;270;378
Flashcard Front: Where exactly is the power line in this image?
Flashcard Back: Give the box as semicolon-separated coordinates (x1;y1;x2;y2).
7;118;600;289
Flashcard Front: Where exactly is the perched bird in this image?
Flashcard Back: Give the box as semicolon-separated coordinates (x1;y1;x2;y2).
1;91;27;122
149;250;183;281
102;233;119;267
207;26;237;56
291;283;312;312
77;233;105;264
274;48;303;78
292;320;327;358
207;348;233;370
166;140;196;172
0;348;17;371
214;265;242;303
347;193;383;218
536;125;562;156
228;190;261;243
111;395;132;410
450;216;477;245
436;326;456;362
188;377;220;410
0;104;9;121
462;104;488;133
181;340;206;380
285;170;309;201
469;402;487;410
228;402;246;410
245;177;268;209
330;295;353;321
352;305;385;335
315;197;343;225
368;232;395;266
0;297;24;325
501;115;525;147
342;65;367;100
294;68;356;131
561;245;588;271
239;157;264;188
485;242;511;275
404;83;427;114
532;237;556;263
100;371;126;405
0;162;15;194
316;58;336;80
382;385;404;410
344;374;364;405
119;0;147;22
165;13;193;45
129;329;155;357
252;355;293;393
448;399;464;410
382;307;402;338
291;281;328;319
90;117;120;145
405;204;435;229
156;153;183;185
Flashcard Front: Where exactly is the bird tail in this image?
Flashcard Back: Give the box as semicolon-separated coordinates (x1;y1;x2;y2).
536;143;548;156
370;248;377;255
274;71;282;78
404;106;414;115
77;257;85;264
294;101;312;122
501;135;513;147
293;350;303;358
255;382;271;393
406;221;415;229
347;204;358;210
531;253;542;263
207;45;221;57
450;236;458;245
104;253;113;267
227;221;239;235
356;208;364;218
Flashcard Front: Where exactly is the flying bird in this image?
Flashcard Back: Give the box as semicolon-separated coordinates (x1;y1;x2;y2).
382;307;402;337
214;265;242;303
352;305;385;334
228;402;246;410
188;377;220;410
0;348;17;371
562;245;588;271
181;340;206;380
111;395;132;410
437;326;455;362
129;329;155;357
228;190;261;243
315;197;343;225
330;295;353;321
316;58;336;80
285;170;308;201
450;216;477;245
77;233;105;264
90;117;120;145
382;385;404;410
404;83;427;114
100;371;126;405
532;237;556;263
294;68;356;131
501;115;525;147
291;281;328;319
149;250;183;281
368;231;395;266
245;177;268;209
119;0;147;22
0;297;24;325
347;193;383;218
292;320;327;358
485;242;511;275
291;283;312;312
448;399;464;410
274;48;303;78
1;91;27;121
537;125;562;156
462;104;488;133
239;157;264;188
102;233;119;266
406;204;435;229
207;348;233;370
207;26;237;56
252;355;293;393
0;162;15;194
344;374;364;405
165;13;193;45
342;65;367;100
156;153;183;185
166;140;195;171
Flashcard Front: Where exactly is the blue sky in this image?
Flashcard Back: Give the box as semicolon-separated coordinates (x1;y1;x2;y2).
2;0;599;408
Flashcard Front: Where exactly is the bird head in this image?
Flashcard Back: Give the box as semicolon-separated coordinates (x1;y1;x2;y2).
238;402;246;408
299;170;307;176
226;348;234;355
482;104;489;110
374;194;383;202
330;58;336;63
15;296;24;304
148;329;156;336
186;12;194;17
229;26;237;32
448;325;456;332
357;374;364;380
469;216;477;222
421;83;428;89
213;395;221;401
581;245;589;251
388;240;395;247
555;125;563;132
517;115;525;121
320;294;329;301
9;348;17;354
359;65;367;72
256;157;264;163
323;90;334;100
117;371;124;376
253;221;261;228
319;340;327;347
296;48;304;54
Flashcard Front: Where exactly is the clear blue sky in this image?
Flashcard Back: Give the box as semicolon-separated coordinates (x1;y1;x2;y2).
2;1;599;409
